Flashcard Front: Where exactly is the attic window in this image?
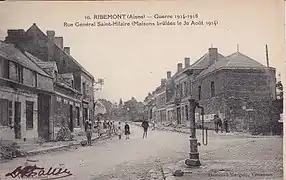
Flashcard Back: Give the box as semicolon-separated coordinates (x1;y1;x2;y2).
198;86;201;100
211;81;215;97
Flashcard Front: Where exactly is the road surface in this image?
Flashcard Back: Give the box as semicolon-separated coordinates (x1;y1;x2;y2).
0;124;283;180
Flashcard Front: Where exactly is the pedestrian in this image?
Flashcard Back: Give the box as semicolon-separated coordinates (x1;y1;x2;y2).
218;117;223;133
141;120;149;138
84;119;89;132
213;115;219;133
223;118;229;133
108;121;112;137
118;122;122;139
103;120;107;129
112;121;116;133
86;120;92;146
124;122;130;140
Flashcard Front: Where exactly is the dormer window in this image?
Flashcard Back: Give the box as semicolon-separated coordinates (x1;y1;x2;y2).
71;80;74;88
54;71;58;81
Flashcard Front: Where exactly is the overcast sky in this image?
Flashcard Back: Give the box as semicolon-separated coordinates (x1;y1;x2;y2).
0;0;284;103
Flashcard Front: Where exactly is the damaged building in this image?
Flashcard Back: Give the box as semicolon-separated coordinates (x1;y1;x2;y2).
146;47;280;134
0;23;95;142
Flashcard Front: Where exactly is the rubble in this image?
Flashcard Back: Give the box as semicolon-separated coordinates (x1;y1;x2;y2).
56;127;73;141
0;140;27;160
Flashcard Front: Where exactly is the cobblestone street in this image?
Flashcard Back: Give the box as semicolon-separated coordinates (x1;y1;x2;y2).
0;124;283;180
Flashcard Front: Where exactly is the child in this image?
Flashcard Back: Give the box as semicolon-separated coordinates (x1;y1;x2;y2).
124;122;130;140
118;122;122;139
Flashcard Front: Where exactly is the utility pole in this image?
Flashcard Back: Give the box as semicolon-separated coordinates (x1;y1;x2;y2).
266;44;272;135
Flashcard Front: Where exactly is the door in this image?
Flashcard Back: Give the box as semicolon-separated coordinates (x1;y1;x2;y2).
185;105;189;121
69;105;73;132
83;108;88;122
177;107;181;124
38;94;50;141
76;107;80;127
14;102;21;139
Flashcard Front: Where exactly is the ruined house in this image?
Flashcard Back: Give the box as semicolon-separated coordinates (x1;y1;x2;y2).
2;23;95;141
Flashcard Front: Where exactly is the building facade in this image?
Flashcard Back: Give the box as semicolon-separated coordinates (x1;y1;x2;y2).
0;41;54;142
1;23;95;141
146;47;277;134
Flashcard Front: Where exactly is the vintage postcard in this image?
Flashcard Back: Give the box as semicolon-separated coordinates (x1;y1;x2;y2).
0;0;284;180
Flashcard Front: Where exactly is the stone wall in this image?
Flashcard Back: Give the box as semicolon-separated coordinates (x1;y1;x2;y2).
0;86;38;141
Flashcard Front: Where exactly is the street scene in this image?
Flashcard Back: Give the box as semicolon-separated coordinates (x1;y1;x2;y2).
0;1;284;180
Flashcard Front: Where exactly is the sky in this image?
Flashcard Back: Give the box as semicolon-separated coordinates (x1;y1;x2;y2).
0;0;284;103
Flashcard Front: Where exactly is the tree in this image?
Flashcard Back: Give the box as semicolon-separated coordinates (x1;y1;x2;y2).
119;98;123;106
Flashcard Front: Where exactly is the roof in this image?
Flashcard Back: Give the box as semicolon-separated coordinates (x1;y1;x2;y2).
24;51;58;71
197;51;268;78
54;44;94;80
26;23;94;80
190;52;225;69
0;41;51;77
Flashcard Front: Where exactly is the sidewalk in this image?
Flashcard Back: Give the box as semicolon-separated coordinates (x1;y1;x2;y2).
131;121;281;139
1;131;114;162
162;136;283;180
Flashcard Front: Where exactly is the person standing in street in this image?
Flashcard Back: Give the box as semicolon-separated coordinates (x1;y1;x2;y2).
118;122;122;139
214;115;219;133
141;120;149;138
86;120;92;146
224;118;229;133
124;122;130;140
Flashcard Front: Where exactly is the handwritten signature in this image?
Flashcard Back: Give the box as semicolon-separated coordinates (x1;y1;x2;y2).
5;165;73;179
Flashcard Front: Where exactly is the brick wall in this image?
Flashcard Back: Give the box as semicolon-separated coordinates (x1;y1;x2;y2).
192;69;276;134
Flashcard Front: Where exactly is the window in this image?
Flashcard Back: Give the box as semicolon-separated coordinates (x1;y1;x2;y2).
176;85;179;97
3;60;9;78
8;101;12;126
184;81;187;96
0;99;8;126
198;86;201;100
83;82;86;98
26;101;34;129
71;80;74;88
76;107;80;126
211;81;215;97
16;64;23;83
34;72;37;87
189;82;192;95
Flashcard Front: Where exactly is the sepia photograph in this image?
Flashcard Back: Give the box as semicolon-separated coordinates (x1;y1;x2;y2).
0;0;285;180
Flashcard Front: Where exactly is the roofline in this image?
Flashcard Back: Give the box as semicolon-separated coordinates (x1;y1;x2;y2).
54;44;94;80
23;51;53;78
195;66;276;81
0;50;52;79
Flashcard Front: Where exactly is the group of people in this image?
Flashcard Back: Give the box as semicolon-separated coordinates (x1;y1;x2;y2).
83;118;154;145
213;115;229;133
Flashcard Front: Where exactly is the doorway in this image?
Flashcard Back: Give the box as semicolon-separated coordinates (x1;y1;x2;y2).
38;94;50;141
177;107;181;124
14;101;21;139
185;105;189;121
69;105;73;132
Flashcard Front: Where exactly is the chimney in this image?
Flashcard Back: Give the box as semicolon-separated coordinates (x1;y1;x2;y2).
161;78;167;86
47;30;55;61
177;63;183;72
64;47;70;55
47;30;55;38
167;71;171;79
265;44;269;67
208;47;218;66
55;37;63;49
184;57;190;68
